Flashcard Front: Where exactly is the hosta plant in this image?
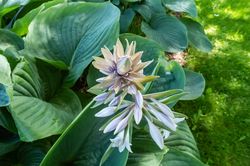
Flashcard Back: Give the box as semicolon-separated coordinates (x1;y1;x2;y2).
0;0;209;166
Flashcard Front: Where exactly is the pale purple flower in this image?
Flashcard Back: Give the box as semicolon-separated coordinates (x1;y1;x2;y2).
145;117;164;149
91;39;185;152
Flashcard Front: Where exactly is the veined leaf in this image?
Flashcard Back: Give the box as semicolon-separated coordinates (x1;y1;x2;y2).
141;14;188;53
40;101;128;166
180;69;205;100
128;121;204;166
162;121;205;165
127;133;168;166
10;59;82;142
0;29;24;51
181;18;212;52
163;0;197;18
24;2;120;87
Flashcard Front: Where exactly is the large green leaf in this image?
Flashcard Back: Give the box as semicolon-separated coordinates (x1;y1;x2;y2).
141;14;188;53
10;59;82;141
127;132;168;166
127;121;204;166
0;29;24;51
180;69;205;100
161;121;205;166
162;0;197;18
40;101;128;166
181;18;212;52
24;2;120;87
11;0;65;36
161;149;205;166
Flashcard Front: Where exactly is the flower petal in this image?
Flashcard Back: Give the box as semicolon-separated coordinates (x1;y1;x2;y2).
101;47;114;62
103;111;129;133
116;39;125;58
133;104;143;124
131;51;143;67
135;90;143;109
95;107;116;117
162;129;170;139
110;130;124;147
174;117;185;123
133;60;153;72
125;40;135;56
127;85;137;95
109;96;121;106
151;98;174;118
145;117;164;149
93;92;109;102
124;128;132;153
114;111;132;134
148;104;177;131
92;57;111;73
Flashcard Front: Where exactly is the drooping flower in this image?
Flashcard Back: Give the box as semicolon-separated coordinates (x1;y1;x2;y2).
90;39;185;152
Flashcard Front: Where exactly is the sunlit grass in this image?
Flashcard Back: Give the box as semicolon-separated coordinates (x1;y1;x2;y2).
176;0;250;165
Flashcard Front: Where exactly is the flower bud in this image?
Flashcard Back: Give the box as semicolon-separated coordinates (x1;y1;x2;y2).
116;56;132;75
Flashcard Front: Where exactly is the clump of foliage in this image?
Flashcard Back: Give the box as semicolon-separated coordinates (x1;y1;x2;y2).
0;0;211;165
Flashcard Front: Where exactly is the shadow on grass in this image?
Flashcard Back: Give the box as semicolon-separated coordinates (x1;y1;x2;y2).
176;0;250;165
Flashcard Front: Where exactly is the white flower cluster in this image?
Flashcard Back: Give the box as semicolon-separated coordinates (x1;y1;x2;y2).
91;39;184;152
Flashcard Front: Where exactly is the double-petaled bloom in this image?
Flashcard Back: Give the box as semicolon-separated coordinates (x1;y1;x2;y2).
91;39;184;152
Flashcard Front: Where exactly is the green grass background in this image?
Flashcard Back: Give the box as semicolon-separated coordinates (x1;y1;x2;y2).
176;0;250;165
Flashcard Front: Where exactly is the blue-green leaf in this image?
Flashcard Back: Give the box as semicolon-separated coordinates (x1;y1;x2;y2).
24;2;120;87
181;18;212;52
162;0;197;18
180;69;205;100
10;59;82;141
40;101;128;166
141;14;188;53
